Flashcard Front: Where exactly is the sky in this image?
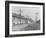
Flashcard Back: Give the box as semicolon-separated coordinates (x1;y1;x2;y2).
12;6;40;21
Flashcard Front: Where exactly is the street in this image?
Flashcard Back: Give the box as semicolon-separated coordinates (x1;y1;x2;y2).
12;23;40;31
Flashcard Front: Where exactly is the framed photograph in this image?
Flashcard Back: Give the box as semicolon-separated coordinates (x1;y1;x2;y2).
5;1;45;37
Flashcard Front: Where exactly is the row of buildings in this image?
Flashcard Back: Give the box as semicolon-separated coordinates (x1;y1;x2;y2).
12;13;33;24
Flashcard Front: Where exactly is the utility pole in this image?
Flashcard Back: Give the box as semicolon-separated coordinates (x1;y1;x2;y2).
19;9;21;24
17;8;23;24
19;8;23;24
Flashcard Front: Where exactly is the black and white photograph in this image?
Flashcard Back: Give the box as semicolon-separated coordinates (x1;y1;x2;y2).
5;1;45;37
12;6;40;31
9;3;43;34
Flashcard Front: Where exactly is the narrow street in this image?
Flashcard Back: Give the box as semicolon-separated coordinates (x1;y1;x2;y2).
12;24;29;31
12;23;40;31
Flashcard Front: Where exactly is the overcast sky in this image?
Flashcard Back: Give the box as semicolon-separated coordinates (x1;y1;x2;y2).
12;6;40;21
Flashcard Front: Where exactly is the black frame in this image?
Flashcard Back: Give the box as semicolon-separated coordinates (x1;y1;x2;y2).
5;1;45;37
